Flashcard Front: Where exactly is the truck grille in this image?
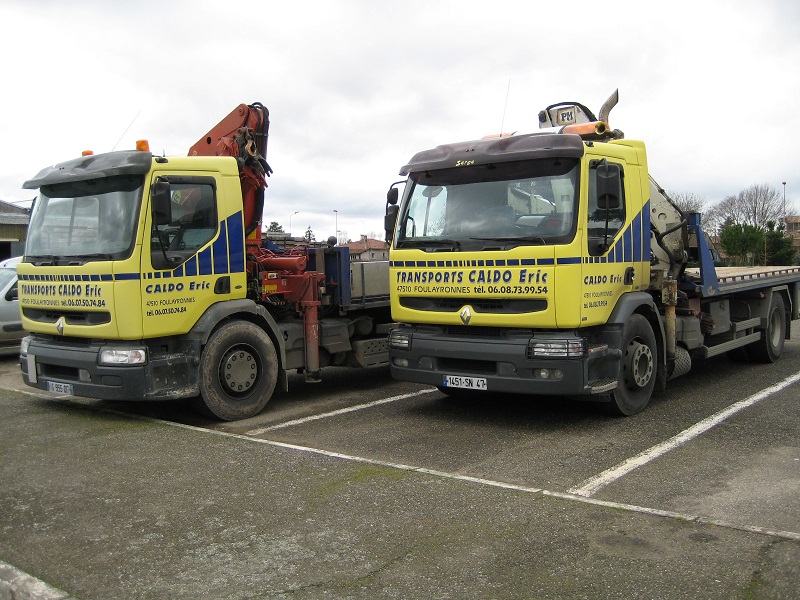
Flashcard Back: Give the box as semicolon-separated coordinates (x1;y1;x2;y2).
439;357;496;374
400;297;546;314
22;308;111;326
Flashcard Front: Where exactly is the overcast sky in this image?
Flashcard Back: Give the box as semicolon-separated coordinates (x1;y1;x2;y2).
1;0;798;240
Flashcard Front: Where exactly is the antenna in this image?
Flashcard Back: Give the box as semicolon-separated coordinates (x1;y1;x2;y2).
112;109;142;151
499;79;511;135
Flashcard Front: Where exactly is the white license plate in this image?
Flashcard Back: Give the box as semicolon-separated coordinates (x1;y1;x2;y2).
46;381;74;395
443;375;487;390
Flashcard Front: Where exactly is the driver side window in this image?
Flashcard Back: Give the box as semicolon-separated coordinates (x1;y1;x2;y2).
152;178;218;268
587;161;625;256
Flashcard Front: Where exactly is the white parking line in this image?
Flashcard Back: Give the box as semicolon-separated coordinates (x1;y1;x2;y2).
568;371;800;498
22;377;800;543
158;416;800;542
244;388;438;435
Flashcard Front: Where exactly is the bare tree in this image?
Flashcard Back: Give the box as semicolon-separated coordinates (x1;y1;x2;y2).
716;184;783;228
668;191;705;214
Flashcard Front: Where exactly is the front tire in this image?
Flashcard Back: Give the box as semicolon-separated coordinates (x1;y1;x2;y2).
602;314;657;416
197;321;279;421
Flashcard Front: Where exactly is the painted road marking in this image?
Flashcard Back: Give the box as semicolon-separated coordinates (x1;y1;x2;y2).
153;415;800;542
567;371;800;497
243;389;438;435
17;377;800;543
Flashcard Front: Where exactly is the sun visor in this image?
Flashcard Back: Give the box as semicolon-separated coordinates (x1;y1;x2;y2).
23;150;153;189
400;133;585;176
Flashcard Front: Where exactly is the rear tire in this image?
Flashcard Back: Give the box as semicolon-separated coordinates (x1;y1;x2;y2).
748;294;786;363
601;314;657;416
196;321;278;421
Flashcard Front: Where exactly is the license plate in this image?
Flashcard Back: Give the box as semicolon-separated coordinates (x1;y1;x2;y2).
46;381;74;395
443;375;487;390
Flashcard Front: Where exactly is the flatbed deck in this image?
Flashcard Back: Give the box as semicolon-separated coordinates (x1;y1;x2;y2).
684;265;800;295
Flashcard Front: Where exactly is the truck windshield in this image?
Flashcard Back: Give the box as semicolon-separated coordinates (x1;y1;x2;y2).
26;175;143;262
396;159;578;250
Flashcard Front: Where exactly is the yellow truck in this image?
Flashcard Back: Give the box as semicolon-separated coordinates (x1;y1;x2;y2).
18;103;392;420
385;91;800;415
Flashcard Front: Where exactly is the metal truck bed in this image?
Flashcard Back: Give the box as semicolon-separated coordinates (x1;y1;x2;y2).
684;266;800;295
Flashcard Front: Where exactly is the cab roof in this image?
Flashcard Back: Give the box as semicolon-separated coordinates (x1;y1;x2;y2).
399;132;585;176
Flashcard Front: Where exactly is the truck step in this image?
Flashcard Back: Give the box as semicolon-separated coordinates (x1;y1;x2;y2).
700;331;761;358
731;317;761;332
588;379;617;394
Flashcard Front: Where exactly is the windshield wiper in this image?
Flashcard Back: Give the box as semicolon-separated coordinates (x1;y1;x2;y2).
69;253;115;260
470;236;547;245
398;239;461;251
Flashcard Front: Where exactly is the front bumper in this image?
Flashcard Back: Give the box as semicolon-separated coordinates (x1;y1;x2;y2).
388;325;619;396
20;335;201;401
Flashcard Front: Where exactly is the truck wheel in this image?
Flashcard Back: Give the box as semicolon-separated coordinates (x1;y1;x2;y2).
602;314;657;416
197;321;278;421
748;294;786;363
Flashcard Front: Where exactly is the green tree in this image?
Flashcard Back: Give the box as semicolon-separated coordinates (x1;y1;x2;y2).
303;225;316;243
765;225;796;265
266;221;284;233
719;223;763;265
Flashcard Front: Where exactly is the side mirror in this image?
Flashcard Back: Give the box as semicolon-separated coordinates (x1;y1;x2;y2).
387;187;399;205
384;205;399;243
596;159;621;210
151;181;172;226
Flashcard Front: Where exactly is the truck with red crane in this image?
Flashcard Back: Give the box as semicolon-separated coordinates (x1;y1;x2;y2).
17;103;392;420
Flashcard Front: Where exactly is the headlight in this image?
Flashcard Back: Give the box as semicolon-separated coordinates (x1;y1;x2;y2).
527;338;585;358
388;330;411;350
99;348;147;365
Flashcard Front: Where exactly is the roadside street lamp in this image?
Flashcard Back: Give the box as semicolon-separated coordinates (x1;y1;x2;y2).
334;209;338;241
783;182;787;225
289;210;299;234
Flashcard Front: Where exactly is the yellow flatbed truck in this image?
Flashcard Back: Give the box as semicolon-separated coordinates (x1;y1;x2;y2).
18;103;391;420
384;91;800;415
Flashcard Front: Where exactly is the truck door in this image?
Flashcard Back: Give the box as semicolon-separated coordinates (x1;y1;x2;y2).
581;159;635;325
143;174;226;337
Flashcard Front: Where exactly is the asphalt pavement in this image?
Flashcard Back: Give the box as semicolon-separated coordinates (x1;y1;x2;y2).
1;354;799;599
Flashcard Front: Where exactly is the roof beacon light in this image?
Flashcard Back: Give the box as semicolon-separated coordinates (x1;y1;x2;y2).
81;150;94;156
136;140;150;152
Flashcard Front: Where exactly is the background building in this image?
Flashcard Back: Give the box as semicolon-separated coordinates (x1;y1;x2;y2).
0;199;30;260
341;236;389;262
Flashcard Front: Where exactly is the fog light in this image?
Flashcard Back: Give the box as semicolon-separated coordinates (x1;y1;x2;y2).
393;357;409;367
99;348;147;365
534;368;565;380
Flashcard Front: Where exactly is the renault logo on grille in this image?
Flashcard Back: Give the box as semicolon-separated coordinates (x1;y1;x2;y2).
55;317;65;336
459;306;472;325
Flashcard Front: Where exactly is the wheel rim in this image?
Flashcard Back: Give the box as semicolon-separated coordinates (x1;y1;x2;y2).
220;346;259;395
625;339;653;389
